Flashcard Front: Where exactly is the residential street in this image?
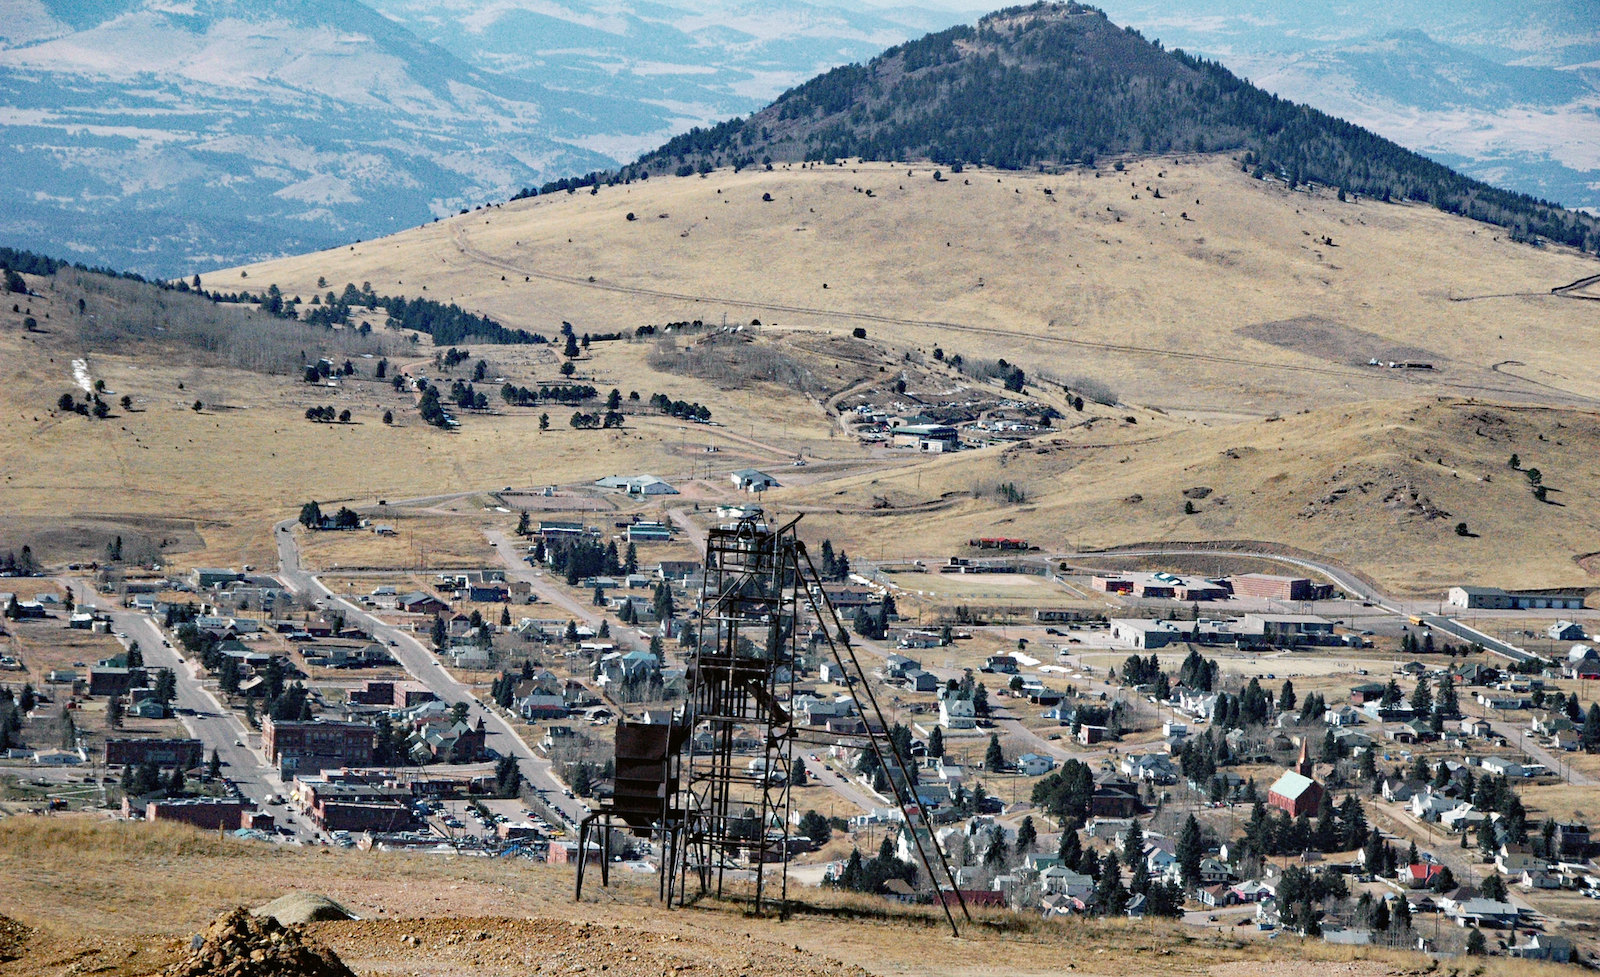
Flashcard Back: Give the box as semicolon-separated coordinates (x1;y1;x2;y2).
273;520;591;830
66;582;313;841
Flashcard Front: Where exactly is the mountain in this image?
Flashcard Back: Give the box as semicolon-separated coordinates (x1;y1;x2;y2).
634;2;1599;252
0;0;974;276
362;0;974;158
1085;0;1600;211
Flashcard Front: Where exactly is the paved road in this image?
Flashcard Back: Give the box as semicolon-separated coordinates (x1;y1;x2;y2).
799;751;883;815
274;521;591;830
66;582;315;840
482;529;641;654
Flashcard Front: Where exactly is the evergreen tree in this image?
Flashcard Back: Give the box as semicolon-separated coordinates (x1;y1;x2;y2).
1094;851;1127;914
984;733;1005;772
1016;815;1037;853
1466;927;1486;956
106;695;124;729
1122;818;1145;873
1409;675;1433;715
928;726;944;759
1176;814;1204;887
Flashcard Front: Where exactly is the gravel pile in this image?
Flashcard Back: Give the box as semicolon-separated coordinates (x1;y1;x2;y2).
0;914;29;963
160;907;355;977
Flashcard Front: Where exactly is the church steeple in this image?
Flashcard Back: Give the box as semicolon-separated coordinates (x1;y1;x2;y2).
1295;737;1313;777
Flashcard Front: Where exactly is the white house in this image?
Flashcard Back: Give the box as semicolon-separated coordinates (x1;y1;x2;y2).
1016;753;1055;776
1039;866;1095;898
730;469;780;493
1479;756;1527;779
594;474;679;496
939;697;976;730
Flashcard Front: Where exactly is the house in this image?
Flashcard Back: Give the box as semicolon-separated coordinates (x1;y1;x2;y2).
1459;717;1492;738
1511;934;1573;962
1411;789;1464;823
1382;778;1425;803
1440;805;1488;833
1199;884;1236;908
1121;753;1178;785
1016;753;1055;777
1348;682;1387;705
1496;844;1545;876
883;654;921;679
1145;846;1178;877
1451;897;1519;928
1565;644;1600;680
1324;705;1362;727
729;469;780;493
939;697;976;730
1479;755;1526;778
1549;621;1587;642
398;592;448;615
904;670;940;693
1404;863;1445;889
1520;869;1560;890
1039;866;1095;898
517;693;568;720
128;699;169;719
1089;776;1142;817
190;568;243;589
1553;822;1590;858
594;474;678;496
1230;880;1273;903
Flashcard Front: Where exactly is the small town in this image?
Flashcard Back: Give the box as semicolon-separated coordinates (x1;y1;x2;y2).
3;2;1600;975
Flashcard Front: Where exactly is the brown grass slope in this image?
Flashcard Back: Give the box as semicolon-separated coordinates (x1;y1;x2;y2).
0;818;1582;977
217;156;1600;420
783;397;1600;595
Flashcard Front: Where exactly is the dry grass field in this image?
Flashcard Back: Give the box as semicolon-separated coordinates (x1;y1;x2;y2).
0;816;1585;977
219;156;1600;417
3;154;1598;598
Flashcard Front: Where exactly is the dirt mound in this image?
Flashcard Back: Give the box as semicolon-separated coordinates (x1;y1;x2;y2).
253;893;356;926
0;914;29;962
159;908;354;977
310;916;870;977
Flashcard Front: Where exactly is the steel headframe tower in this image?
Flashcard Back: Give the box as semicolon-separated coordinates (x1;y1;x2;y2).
672;513;969;935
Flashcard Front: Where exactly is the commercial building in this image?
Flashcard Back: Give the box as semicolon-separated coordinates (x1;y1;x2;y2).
1448;586;1584;610
103;738;205;769
1229;574;1329;602
262;717;376;774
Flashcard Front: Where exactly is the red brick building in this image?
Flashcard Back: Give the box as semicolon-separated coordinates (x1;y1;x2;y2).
1230;574;1328;602
262;717;376;773
134;797;250;830
104;738;204;769
1266;771;1323;817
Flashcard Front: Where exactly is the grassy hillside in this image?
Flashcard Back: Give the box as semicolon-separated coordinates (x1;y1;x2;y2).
784;397;1600;596
5;154;1597;592
0;817;1578;977
218;156;1600;418
629;2;1599;251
